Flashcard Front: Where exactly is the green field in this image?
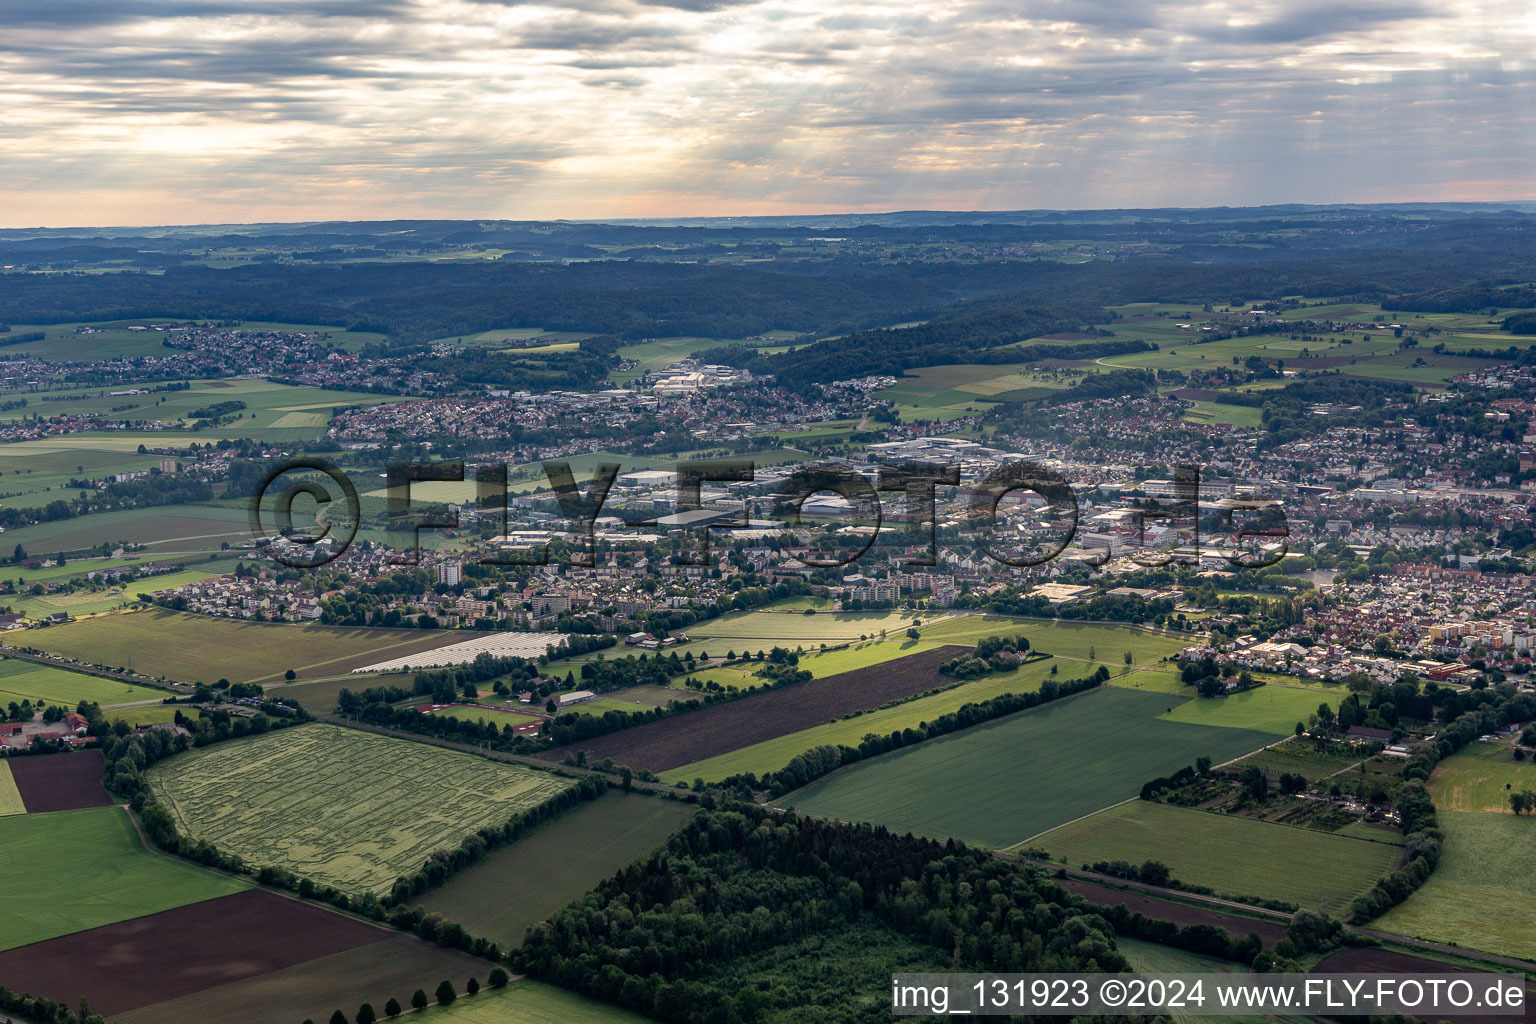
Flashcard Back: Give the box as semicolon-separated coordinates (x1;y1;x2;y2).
415;792;694;948
660;656;1063;784
1374;811;1536;961
9;561;239;619
0;503;253;556
1034;800;1402;911
785;686;1277;848
0;806;249;951
0;761;24;816
1428;739;1536;813
1236;738;1366;783
146;723;575;895
21;608;468;684
274;672;418;713
1114;939;1264;1024
1157;685;1337;735
413;979;655;1022
0;657;169;707
1181;401;1264;429
1109;668;1189;694
917;616;1188;666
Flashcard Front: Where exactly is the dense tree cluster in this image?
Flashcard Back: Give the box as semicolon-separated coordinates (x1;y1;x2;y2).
516;805;1131;1023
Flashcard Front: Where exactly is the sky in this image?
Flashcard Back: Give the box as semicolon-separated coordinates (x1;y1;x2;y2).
1;0;1533;226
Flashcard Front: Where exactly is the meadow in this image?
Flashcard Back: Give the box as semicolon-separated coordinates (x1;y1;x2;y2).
147;723;575;895
0;319;386;360
415;791;694;948
1108;668;1188;694
659;656;1063;783
1156;684;1337;736
9;560;240;619
1373;811;1536;962
785;686;1277;848
21;608;469;684
0;805;249;951
1034;800;1402;911
1427;739;1536;812
679;639;943;689
687;607;925;643
0;656;170;707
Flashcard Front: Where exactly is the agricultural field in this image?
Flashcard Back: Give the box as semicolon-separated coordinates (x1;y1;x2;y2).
660;655;1064;784
1157;684;1337;736
146;723;575;895
415;791;695;948
785;686;1278;848
0;761;24;816
917;616;1187;666
1427;738;1536;812
1180;400;1264;429
539;646;963;772
874;362;1070;420
412;979;658;1023
1373;812;1536;962
686;607;928;643
5;557;241;619
0;656;170;707
1033;800;1402;911
8;749;114;812
0;502;253;556
0;805;249;951
275;671;417;713
678;639;943;689
1059;878;1288;946
0;319;386;360
21;608;473;683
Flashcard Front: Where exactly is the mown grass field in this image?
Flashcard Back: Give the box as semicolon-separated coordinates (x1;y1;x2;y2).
659;656;1064;784
1034;800;1402;910
1157;684;1337;736
275;671;418;713
21;609;469;684
1427;739;1536;812
415;792;694;948
1374;811;1536;962
0;806;249;951
0;657;169;707
917;616;1188;666
146;723;574;895
0;761;24;816
1109;668;1188;694
785;687;1277;848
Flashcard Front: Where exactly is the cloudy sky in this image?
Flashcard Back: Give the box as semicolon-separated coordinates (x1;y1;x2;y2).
1;0;1532;226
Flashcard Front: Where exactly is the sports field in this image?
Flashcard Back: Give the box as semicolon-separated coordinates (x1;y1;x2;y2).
1034;800;1402;910
22;609;471;684
0;805;249;951
659;656;1062;783
1374;811;1536;962
146;723;575;895
785;686;1277;848
1157;684;1337;735
415;791;694;947
1427;739;1536;812
0;656;168;707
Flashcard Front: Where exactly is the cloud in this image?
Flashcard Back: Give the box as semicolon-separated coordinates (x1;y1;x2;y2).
0;0;1530;226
